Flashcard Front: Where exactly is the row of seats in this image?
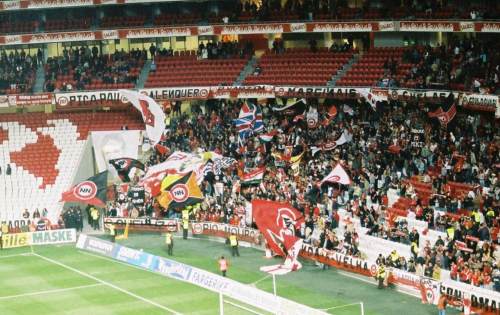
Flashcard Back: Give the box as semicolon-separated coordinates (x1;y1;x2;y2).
0;111;145;222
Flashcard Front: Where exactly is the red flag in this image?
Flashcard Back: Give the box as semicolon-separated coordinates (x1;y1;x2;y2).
60;171;108;207
252;200;304;257
155;143;170;155
428;103;457;127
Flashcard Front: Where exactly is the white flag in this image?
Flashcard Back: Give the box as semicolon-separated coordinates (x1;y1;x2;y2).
120;90;166;146
321;164;351;185
358;88;387;110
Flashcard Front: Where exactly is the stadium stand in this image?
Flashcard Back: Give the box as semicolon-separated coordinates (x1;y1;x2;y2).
337;47;412;87
244;47;354;86
0;111;143;224
144;50;249;88
0;50;37;94
44;49;145;92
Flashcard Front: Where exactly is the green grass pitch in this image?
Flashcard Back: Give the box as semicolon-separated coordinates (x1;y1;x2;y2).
0;234;459;315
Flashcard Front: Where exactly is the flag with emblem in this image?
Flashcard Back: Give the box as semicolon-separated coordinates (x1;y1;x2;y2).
157;171;203;211
109;158;145;182
358;88;387;110
60;171;108;206
120;90;166;146
428;103;457;127
321;164;351;185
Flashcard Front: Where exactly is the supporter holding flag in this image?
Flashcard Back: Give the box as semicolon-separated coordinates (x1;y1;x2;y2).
120;90;166;146
109;158;145;182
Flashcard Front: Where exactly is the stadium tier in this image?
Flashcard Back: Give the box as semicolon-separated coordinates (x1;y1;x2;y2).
0;111;143;224
0;2;499;315
145;52;249;87
244;48;354;86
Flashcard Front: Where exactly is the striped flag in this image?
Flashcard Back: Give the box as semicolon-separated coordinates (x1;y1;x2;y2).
242;167;265;185
259;130;278;142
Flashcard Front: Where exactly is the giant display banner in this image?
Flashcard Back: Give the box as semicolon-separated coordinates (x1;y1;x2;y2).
190;222;262;245
76;234;328;315
299;243;378;277
440;279;500;314
51;86;500;116
2;228;77;249
103;217;178;232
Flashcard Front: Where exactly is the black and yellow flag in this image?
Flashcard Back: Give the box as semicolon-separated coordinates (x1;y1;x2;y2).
157;171;203;211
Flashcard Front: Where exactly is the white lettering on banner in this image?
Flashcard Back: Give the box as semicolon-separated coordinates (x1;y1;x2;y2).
116;246;141;261
189;269;230;291
5;35;22;45
300;243;377;275
312;22;373;32
220;24;284;35
140;87;210;100
440;280;500;312
126;27;192;38
191;222;260;239
31;229;76;245
290;23;307;33
400;22;455;32
459;22;475;32
55;90;125;106
0;0;21;10
197;26;214;36
101;30;119;39
27;0;93;8
378;21;395;31
156;258;192;281
480;22;500;33
461;94;498;111
87;238;114;255
29;32;96;44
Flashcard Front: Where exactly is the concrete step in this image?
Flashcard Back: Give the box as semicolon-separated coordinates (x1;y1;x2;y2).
234;56;258;86
32;64;46;93
136;60;152;89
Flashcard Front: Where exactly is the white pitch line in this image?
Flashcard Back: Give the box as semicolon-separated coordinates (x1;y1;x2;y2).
0;283;103;300
32;253;181;315
224;299;267;315
337;271;420;299
250;274;271;286
0;253;32;259
321;301;362;311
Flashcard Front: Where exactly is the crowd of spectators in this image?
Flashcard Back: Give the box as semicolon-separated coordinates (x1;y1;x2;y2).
195;41;254;60
1;0;499;36
401;38;500;93
0;49;39;94
44;47;145;92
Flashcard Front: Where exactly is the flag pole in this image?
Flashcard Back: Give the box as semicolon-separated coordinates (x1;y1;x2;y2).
219;292;224;315
272;273;277;296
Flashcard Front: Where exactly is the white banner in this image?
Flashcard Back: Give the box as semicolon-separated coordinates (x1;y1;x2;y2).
91;130;141;173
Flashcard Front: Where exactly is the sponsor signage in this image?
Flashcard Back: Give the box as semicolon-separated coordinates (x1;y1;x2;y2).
218;24;284;35
114;244;157;269
2;232;31;249
400;21;456;32
440;280;500;313
191;222;261;244
77;233;116;256
140;87;210;100
312;22;373;32
0;20;498;44
7;93;53;106
103;217;178;231
299;243;377;277
2;229;77;248
77;234;327;315
156;256;192;281
55;90;125;106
